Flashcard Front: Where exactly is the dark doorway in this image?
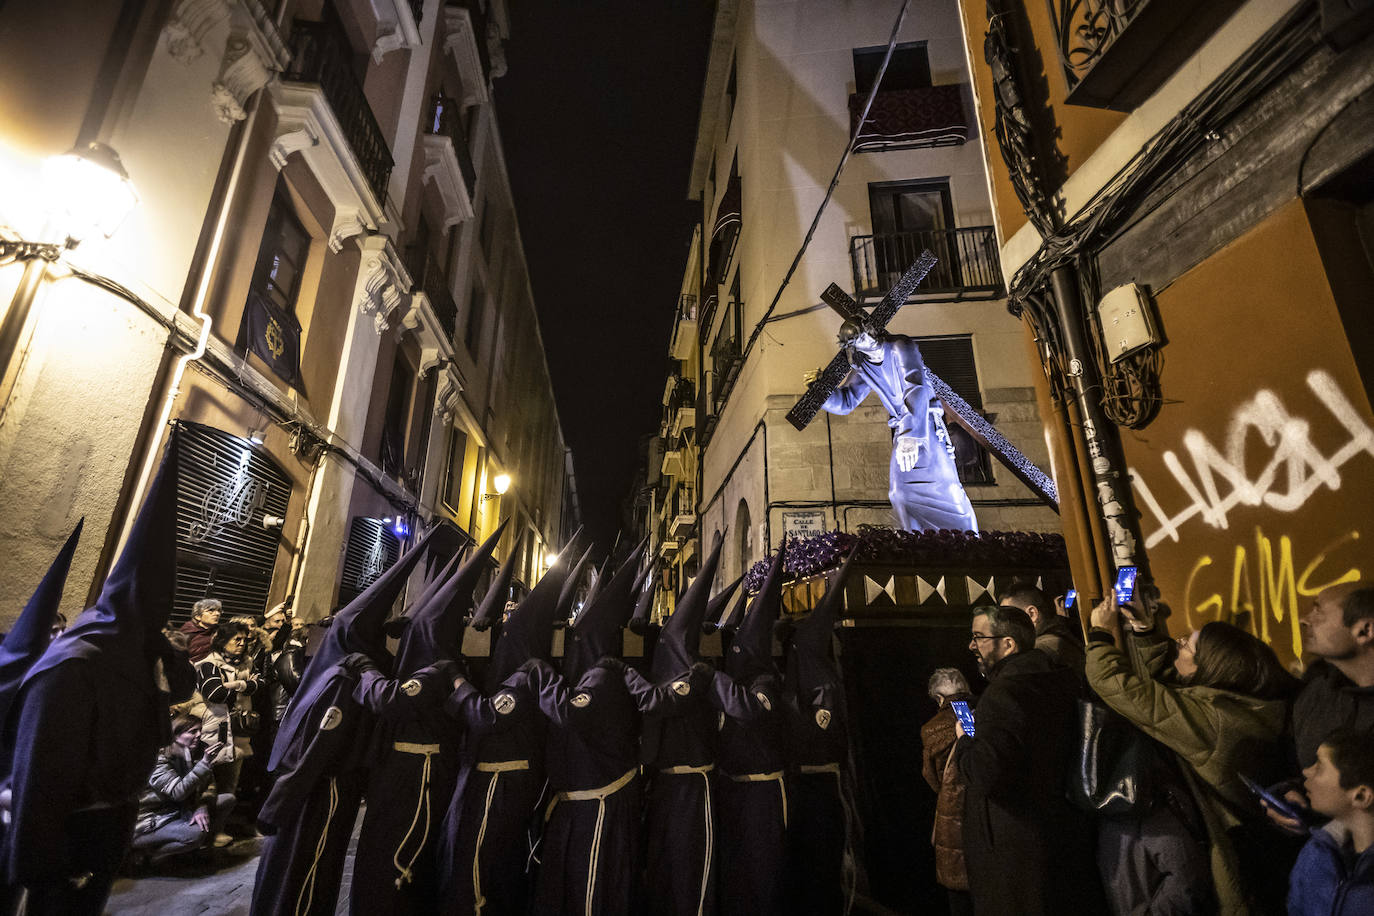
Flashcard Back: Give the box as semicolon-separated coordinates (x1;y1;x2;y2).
839;621;980;914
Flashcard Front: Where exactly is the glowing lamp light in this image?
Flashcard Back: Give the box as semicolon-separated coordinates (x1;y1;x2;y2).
544;552;559;567
492;473;511;495
41;142;139;246
392;518;409;538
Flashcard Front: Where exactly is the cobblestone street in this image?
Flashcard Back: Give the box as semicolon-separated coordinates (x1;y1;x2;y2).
106;822;361;915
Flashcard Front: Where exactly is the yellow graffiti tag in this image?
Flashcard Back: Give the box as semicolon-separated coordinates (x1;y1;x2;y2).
1181;528;1361;659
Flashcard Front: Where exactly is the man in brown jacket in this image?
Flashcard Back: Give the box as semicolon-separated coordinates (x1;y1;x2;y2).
920;668;973;916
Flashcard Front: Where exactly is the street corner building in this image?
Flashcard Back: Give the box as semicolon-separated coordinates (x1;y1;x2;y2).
629;0;1374;911
0;0;577;640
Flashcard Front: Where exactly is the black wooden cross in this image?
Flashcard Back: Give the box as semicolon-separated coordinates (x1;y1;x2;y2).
785;251;1059;510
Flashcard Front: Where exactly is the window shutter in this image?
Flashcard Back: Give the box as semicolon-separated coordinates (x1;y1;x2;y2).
173;421;293;623
917;334;982;409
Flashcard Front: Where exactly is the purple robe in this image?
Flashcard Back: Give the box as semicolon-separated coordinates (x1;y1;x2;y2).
821;335;977;532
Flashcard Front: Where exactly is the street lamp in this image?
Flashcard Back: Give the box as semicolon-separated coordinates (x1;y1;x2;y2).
483;472;511;502
0;142;139;390
40;142;140;247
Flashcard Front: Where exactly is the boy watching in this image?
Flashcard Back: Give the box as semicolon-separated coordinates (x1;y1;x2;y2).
1288;728;1374;915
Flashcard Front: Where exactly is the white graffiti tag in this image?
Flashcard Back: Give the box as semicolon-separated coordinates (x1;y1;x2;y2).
1132;370;1374;549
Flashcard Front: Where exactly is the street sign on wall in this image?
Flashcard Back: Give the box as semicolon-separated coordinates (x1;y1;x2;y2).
781;509;827;539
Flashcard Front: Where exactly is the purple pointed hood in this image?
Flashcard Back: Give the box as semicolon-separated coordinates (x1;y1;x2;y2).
485;535;581;690
0;519;82;727
651;532;724;679
270;525;437;771
628;560;657;634
702;576;744;634
469;544;519;632
394;521;506;675
557;544;597;623
564;540;647;680
791;548;857;694
27;431;181;688
725;540;787;681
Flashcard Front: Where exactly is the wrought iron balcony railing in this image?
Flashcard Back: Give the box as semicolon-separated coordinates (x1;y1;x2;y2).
710;300;744;413
1048;0;1244;110
677;293;698;323
429;93;477;197
849;226;1003;303
407;245;458;343
285;19;394;205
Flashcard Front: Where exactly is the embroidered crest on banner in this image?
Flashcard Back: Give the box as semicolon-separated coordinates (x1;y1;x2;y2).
401;679;422;697
493;693;517;715
671;680;691;696
571;693;591;708
816;708;832;730
320;706;343;731
755;691;772;711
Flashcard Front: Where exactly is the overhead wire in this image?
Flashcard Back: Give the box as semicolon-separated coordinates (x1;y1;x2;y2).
733;0;913;368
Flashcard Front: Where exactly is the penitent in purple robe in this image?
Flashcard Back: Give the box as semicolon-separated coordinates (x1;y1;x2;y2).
641;534;725;916
709;541;790;916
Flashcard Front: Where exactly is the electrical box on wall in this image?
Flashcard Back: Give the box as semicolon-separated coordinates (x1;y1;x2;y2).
1097;283;1161;362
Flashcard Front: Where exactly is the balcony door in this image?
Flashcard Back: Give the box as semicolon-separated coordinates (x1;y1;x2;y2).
867;179;958;292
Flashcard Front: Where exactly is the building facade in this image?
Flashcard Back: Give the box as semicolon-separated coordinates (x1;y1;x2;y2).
952;0;1374;664
645;0;1061;612
0;0;572;628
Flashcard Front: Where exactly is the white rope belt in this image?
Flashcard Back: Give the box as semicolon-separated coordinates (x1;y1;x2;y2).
391;743;443;888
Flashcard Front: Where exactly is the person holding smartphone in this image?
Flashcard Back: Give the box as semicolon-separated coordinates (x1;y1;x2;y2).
130;714;235;865
1086;587;1300;914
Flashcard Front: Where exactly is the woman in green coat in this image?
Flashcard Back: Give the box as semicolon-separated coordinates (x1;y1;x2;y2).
1086;595;1298;914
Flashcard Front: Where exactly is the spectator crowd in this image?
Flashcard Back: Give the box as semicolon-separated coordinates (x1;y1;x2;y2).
921;580;1374;915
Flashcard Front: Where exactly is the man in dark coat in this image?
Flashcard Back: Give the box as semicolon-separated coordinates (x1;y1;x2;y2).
952;604;1100;915
641;533;725;916
785;550;858;916
250;527;439;916
349;524;505;914
531;543;708;916
1;436;182;915
438;536;581;916
708;542;790;916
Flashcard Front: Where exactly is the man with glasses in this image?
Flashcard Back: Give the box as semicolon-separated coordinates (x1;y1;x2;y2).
952;605;1103;913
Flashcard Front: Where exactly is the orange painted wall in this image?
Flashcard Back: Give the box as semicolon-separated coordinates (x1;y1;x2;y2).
1119;200;1372;666
956;0;1125;241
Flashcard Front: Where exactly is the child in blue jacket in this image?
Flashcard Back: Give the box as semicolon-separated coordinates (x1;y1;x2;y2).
1289;728;1374;915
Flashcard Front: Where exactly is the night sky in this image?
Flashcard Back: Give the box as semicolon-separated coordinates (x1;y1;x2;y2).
494;2;715;552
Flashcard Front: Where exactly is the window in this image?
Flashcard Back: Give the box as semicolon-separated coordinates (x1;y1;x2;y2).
252;184;312;313
443;426;470;514
853;42;931;95
478;203;496;260
465;279;485;354
917;335;994;486
868;179;958;289
380;355;413;479
724;55;737;129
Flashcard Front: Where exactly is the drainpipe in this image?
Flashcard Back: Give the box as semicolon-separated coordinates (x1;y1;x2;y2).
1049;264;1145;578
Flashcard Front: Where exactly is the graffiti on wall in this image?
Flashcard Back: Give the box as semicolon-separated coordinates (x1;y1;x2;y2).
1132;370;1373;548
1130;370;1372;656
1181;527;1360;658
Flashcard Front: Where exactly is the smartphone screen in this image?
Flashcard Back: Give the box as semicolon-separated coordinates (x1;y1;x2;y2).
218;721;229;744
1238;773;1309;823
951;700;975;737
1064;589;1077;609
1114;566;1138;604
